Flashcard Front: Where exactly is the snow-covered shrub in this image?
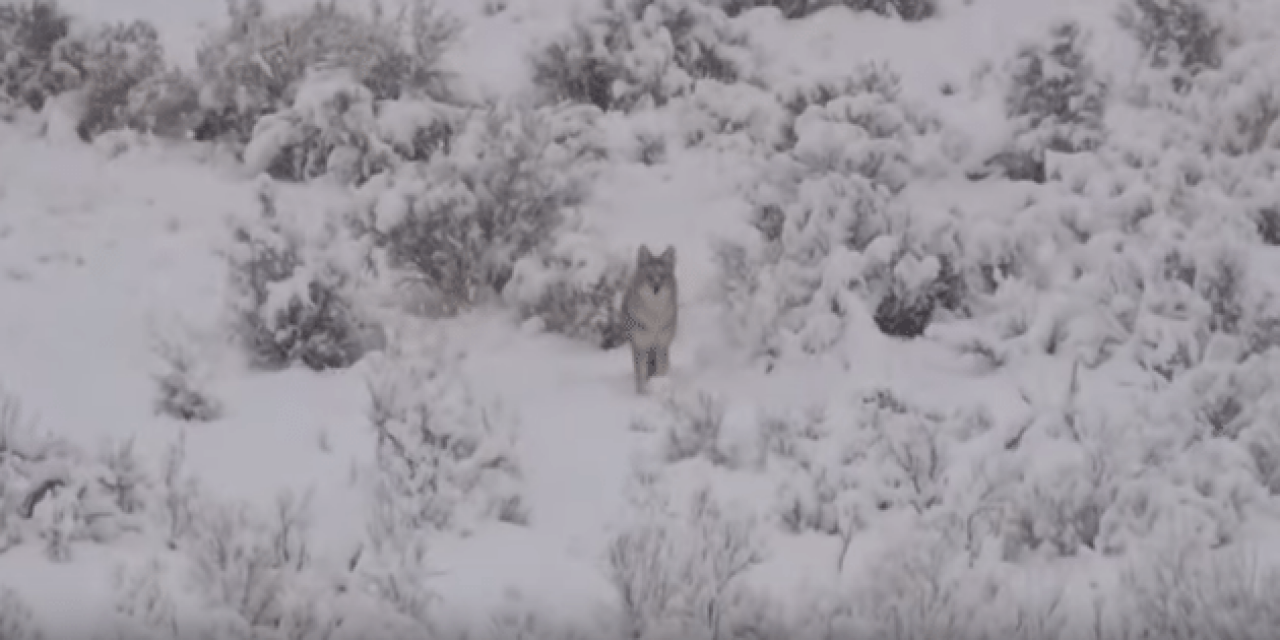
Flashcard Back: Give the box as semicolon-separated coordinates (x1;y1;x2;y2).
182;490;340;638
848;530;986;638
0;385;146;561
630;390;733;466
675;78;791;155
97;436;149;518
54;19;169;140
154;431;199;548
1190;39;1280;157
111;432;417;639
530;0;757;112
0;4;183;138
761;389;983;570
822;527;1069;640
1153;351;1280;498
716;63;960;357
352;342;526;631
243;68;397;184
1000;21;1108;182
1118;0;1221;74
195;0;458;145
504;219;631;348
374;96;460;163
0;0;73;111
113;484;405;640
633;129;668;165
952;140;1280;375
364;340;527;537
1121;540;1280;640
1101;430;1267;554
106;558;182;640
608;479;765;640
1111;227;1279;380
1253;205;1280;246
355;102;603;317
988;365;1128;558
866;236;969;339
484;593;606;640
117;68;202;139
1000;454;1112;557
0;587;42;640
225;184;381;371
1194;242;1249;334
151;331;222;423
718;0;934;21
982;356;1278;560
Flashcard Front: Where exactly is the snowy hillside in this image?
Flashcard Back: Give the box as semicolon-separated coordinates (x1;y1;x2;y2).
2;0;1280;637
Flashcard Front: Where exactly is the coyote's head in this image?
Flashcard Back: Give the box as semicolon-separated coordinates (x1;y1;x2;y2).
634;245;676;294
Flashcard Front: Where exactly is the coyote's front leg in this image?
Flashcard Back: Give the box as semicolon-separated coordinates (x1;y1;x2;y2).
654;344;671;377
631;342;650;393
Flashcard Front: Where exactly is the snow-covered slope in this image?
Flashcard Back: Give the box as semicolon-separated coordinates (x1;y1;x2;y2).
3;0;1280;638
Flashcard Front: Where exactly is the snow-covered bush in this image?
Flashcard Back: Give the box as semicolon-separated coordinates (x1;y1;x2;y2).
645;391;734;467
718;0;935;21
1121;540;1280;640
152;431;199;549
225;184;382;371
375;96;460;163
715;63;961;358
0;4;186;139
112;488;410;640
98;437;149;518
181;490;347;639
107;430;423;640
1188;38;1280;157
504;218;631;348
607;478;765;640
1118;0;1222;73
117;67;202;138
675;78;791;155
843;530;988;638
243;68;397;184
195;0;458;145
821;527;1069;640
0;587;42;640
1154;351;1280;497
970;353;1280;561
0;386;147;561
0;0;73;111
364;340;527;537
484;592;605;640
989;366;1138;558
530;0;757;112
242;71;461;183
355;102;603;317
54;19;170;140
151;331;222;423
1000;21;1108;182
930;118;1280;373
106;558;183;640
761;389;983;570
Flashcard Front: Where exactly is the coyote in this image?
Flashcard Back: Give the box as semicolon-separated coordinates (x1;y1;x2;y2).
621;245;679;394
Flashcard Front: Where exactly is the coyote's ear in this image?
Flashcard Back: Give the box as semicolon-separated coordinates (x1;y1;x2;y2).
660;246;675;265
638;245;653;261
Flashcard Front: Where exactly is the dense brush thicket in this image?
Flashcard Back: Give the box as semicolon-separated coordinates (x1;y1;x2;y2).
1119;0;1222;73
9;0;1280;636
717;0;935;21
531;0;757;112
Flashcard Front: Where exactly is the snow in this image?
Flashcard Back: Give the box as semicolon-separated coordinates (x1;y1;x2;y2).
4;0;1280;637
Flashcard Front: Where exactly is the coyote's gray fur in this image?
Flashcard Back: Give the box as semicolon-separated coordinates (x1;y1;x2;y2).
622;245;678;394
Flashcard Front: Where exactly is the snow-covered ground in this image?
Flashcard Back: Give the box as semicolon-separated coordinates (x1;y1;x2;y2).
3;0;1280;637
